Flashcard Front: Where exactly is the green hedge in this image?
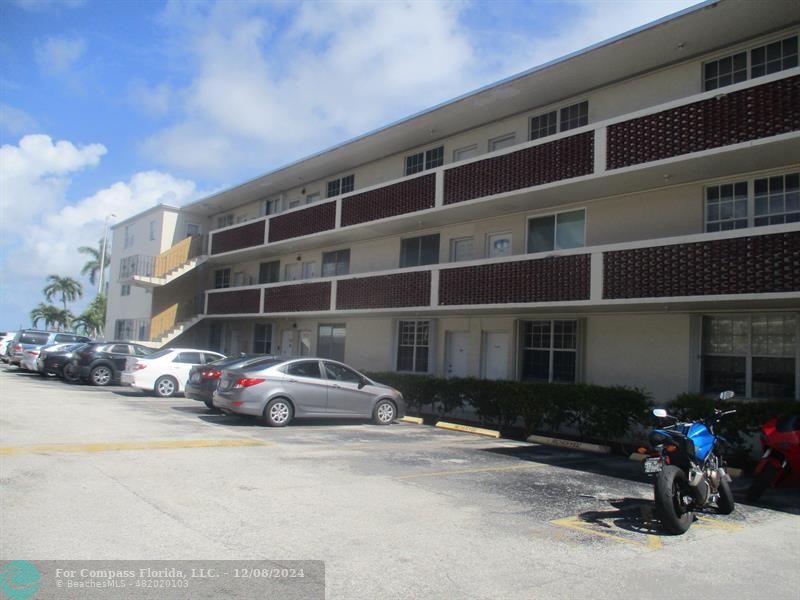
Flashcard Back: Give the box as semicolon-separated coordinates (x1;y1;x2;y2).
367;373;649;441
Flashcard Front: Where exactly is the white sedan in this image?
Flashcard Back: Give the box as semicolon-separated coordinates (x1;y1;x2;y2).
121;348;225;397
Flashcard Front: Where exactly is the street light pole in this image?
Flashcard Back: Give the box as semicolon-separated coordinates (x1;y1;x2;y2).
98;214;116;295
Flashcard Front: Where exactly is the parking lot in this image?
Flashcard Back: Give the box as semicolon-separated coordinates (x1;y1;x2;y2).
2;366;799;600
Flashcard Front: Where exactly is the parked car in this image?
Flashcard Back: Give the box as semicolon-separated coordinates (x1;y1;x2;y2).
36;343;88;378
186;354;278;409
0;331;16;363
71;342;156;386
8;330;90;368
121;348;225;397
213;357;405;427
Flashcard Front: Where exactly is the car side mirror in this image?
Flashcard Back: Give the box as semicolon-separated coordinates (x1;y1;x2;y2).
718;390;735;401
358;377;368;389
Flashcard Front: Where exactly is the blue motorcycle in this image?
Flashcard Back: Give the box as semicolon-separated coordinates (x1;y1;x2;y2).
643;391;737;534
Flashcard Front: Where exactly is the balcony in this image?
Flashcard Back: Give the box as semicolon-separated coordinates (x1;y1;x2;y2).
119;235;207;287
202;226;799;319
203;72;800;264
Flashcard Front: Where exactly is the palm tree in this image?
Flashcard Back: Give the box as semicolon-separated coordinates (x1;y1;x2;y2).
78;239;110;286
72;294;106;338
30;303;61;330
43;275;83;313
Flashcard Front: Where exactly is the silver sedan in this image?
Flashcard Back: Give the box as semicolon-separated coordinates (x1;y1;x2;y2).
213;357;405;427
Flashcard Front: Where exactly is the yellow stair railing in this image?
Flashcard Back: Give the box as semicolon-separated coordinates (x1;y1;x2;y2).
154;236;194;278
150;304;178;342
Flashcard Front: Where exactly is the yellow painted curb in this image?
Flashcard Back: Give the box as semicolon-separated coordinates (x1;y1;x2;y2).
527;434;610;454
435;421;500;439
400;416;424;425
0;438;269;455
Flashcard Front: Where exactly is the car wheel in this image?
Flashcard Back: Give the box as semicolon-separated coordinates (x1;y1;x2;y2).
63;364;80;383
263;398;293;427
90;365;113;386
373;399;396;425
154;376;178;398
204;399;220;413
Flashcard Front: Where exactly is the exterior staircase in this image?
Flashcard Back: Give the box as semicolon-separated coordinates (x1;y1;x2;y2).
131;255;208;287
151;314;205;346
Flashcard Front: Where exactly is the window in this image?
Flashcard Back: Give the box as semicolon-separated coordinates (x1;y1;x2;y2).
305;192;320;204
110;344;130;354
520;320;578;383
149;220;156;241
302;261;316;279
327;174;354;198
704;51;748;91
115;320;148;341
121;284;131;297
124;225;134;249
397;320;430;372
217;214;234;229
259;261;280;284
754;173;800;226
706;181;748;231
703;35;798;91
453;145;478;162
236;215;249;223
324;361;363;384
264;197;281;216
186;223;201;237
527;209;585;253
284;263;301;281
405;146;443;176
174;352;203;364
214;268;231;289
288;199;301;209
487;232;512;258
751;35;798;78
530;111;557;141
400;234;439;268
704;173;799;231
489;134;516;152
286;360;323;379
702;314;797;399
559;101;588;132
233;272;246;287
253;323;272;354
450;237;475;262
318;325;346;362
322;249;350;277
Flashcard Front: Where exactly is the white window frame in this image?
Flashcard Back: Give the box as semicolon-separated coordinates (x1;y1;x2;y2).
124;225;134;249
284;263;301;281
120;284;131;297
452;144;478;163
217;214;234;229
525;208;587;254
396;320;432;373
701;313;799;400
302;261;317;279
702;31;799;91
449;236;475;262
518;319;580;383
185;223;201;237
704;171;799;232
488;133;516;152
264;197;281;216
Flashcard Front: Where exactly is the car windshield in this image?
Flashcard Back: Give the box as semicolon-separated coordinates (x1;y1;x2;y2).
20;332;50;345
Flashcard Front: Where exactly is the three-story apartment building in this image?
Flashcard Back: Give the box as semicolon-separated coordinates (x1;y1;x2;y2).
106;0;800;403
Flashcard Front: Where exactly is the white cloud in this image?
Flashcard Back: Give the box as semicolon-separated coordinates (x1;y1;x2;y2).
0;103;40;136
34;35;87;75
0;134;106;234
142;1;477;172
128;80;173;116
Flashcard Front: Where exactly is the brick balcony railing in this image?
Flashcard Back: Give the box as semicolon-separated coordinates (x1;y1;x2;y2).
210;221;266;255
341;174;435;227
269;202;336;243
202;229;798;317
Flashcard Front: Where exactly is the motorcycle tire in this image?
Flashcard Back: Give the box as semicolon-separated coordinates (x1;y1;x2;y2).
655;465;693;534
746;463;777;502
716;475;735;514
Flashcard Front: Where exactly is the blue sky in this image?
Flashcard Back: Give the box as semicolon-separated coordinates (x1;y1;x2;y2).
0;0;699;332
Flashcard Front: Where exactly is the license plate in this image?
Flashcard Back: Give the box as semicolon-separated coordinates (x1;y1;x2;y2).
643;457;663;473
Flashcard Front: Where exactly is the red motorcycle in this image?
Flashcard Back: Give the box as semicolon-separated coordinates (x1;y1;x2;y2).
746;413;800;501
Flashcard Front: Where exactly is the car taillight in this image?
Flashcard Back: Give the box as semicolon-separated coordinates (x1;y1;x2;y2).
135;363;147;370
15;344;22;351
26;350;40;356
201;370;222;380
233;378;265;388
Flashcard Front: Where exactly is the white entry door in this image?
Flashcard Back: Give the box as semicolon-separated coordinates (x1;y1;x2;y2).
483;332;510;380
445;331;470;378
281;330;294;355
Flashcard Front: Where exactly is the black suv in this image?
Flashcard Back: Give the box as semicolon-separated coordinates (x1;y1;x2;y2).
71;342;155;386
